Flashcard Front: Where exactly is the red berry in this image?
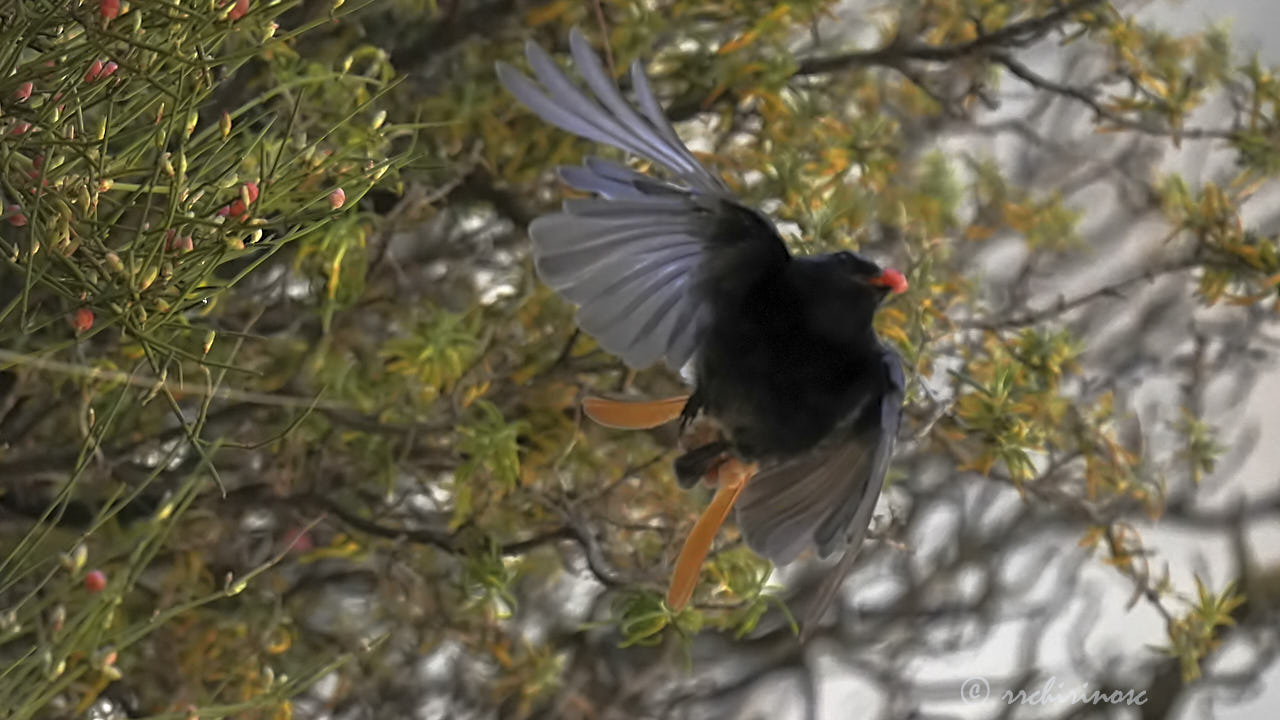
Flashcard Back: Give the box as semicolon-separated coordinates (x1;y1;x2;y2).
84;570;107;593
229;199;247;219
71;308;94;333
100;0;120;20
15;82;32;102
243;181;260;204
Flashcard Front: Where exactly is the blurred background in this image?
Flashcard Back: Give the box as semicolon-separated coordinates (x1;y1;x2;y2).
1;1;1279;718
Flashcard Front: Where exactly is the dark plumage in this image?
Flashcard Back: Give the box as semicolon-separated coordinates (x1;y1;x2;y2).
497;29;907;633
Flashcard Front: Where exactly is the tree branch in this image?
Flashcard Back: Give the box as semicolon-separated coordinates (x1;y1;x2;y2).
957;256;1205;330
311;491;629;588
794;0;1105;76
991;51;1237;141
309;491;572;556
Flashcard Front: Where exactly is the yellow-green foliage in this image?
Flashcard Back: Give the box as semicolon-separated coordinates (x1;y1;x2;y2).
2;0;1277;716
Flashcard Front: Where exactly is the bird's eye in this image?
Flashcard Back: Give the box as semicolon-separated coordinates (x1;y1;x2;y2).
836;251;881;278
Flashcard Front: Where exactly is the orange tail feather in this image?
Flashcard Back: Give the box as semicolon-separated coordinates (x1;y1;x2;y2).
666;460;755;611
582;395;689;430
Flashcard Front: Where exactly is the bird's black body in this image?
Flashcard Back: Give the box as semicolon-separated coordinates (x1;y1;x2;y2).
497;29;907;611
697;248;894;461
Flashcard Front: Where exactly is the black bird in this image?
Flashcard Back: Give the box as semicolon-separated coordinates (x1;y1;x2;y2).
497;29;907;635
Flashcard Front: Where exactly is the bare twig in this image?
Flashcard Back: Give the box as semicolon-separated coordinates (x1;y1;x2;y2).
590;0;615;76
0;348;352;411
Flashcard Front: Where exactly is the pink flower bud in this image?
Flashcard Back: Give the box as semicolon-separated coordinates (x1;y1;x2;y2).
15;82;32;102
283;527;314;553
167;231;194;253
229;0;250;21
329;188;346;209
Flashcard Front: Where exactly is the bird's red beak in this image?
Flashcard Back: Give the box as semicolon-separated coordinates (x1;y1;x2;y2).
869;268;908;294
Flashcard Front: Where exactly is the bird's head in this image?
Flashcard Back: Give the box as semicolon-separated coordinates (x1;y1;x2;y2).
794;251;908;345
832;251;909;301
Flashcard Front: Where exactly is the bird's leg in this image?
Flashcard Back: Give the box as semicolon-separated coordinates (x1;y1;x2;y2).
582;394;690;429
675;406;731;487
677;388;704;434
665;458;758;611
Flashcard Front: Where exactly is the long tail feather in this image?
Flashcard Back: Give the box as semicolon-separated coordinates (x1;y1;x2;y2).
582;395;688;429
666;461;754;611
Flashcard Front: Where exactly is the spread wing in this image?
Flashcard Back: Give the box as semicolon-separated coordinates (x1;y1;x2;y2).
496;28;789;372
734;350;905;565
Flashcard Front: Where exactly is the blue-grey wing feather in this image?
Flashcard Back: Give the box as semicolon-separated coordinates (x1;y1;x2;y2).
497;28;723;193
566;31;712;186
498;29;785;373
735;350;905;564
815;352;905;556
